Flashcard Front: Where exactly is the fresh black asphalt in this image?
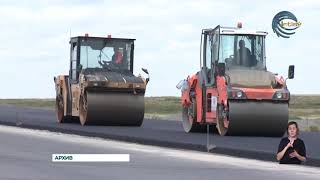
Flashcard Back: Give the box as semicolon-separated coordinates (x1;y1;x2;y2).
0;105;319;167
2;125;319;180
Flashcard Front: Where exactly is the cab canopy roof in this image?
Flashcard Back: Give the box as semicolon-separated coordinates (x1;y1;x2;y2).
220;26;268;36
70;36;136;41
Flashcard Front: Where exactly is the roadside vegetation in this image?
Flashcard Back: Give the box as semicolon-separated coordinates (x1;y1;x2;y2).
0;95;319;131
0;99;55;108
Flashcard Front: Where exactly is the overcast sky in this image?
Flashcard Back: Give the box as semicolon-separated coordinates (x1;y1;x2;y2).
0;0;319;98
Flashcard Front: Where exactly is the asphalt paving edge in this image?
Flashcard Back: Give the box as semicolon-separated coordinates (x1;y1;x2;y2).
0;120;318;167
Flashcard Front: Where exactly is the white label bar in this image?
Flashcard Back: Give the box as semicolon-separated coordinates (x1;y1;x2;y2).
52;154;130;162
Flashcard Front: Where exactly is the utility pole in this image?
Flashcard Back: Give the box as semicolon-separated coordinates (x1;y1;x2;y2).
206;124;216;152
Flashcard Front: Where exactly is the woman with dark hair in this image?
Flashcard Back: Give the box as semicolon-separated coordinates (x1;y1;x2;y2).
276;121;306;164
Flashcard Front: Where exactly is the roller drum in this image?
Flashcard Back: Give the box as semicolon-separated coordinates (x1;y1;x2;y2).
227;101;288;136
81;91;145;126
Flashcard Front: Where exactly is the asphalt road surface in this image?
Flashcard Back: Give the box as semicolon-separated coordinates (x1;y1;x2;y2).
0;125;319;180
0;105;319;166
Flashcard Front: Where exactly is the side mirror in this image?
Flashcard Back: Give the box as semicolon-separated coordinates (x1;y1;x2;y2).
141;68;150;84
77;64;83;72
288;65;295;79
142;68;149;75
217;63;225;76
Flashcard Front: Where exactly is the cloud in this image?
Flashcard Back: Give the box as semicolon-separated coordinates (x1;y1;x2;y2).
0;0;319;98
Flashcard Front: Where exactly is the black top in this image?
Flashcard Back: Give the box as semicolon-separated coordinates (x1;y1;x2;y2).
277;137;306;164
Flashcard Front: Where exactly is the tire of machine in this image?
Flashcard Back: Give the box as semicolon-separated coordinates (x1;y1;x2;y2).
182;98;206;133
216;104;228;136
226;101;288;136
79;93;88;126
56;94;77;123
80;91;145;126
55;95;65;123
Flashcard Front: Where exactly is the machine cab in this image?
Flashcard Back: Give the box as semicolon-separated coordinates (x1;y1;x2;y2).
200;25;267;86
69;35;136;83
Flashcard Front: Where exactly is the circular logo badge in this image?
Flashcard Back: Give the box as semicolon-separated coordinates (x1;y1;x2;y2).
272;11;301;38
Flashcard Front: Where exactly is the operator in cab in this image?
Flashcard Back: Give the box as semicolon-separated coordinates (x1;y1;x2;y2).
237;40;251;66
112;47;124;65
236;39;260;68
276;121;306;164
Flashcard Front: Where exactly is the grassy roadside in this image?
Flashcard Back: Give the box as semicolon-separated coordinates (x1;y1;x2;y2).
0;95;320;120
0;96;319;119
0;95;319;131
0;97;180;113
0;99;55;109
288;95;320;132
289;95;320;120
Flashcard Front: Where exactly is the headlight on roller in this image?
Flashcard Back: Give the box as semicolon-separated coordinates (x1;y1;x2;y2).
227;89;247;99
276;92;282;99
236;91;243;98
272;91;289;100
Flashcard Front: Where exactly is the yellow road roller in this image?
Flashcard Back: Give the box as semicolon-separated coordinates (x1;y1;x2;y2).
54;34;149;126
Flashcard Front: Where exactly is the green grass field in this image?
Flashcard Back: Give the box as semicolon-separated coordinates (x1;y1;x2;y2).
0;99;55;108
289;95;320;120
0;95;319;131
0;95;319;120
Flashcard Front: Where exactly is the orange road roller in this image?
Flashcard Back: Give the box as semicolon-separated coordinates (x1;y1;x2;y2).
177;24;294;136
